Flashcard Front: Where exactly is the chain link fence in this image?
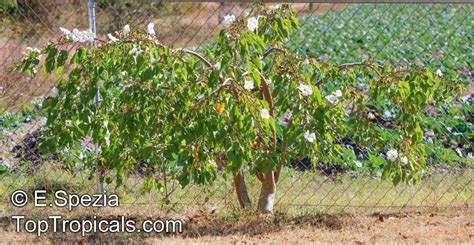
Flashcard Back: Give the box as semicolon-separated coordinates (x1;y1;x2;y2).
0;1;472;215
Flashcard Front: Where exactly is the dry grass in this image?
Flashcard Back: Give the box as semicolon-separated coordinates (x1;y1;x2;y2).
1;162;472;213
0;158;471;243
1;205;472;243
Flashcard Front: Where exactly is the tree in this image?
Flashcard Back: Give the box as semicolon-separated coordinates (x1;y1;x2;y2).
15;4;459;213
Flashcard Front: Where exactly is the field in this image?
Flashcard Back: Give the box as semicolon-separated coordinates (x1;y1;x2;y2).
0;163;472;243
1;208;473;243
292;5;473;69
0;2;473;244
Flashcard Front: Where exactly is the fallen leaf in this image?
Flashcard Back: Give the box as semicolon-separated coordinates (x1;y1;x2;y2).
378;214;384;222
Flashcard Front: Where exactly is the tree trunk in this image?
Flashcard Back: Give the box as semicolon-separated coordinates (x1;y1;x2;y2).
233;169;252;209
257;170;276;213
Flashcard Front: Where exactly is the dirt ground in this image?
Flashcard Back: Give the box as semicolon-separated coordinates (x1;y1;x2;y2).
1;208;472;244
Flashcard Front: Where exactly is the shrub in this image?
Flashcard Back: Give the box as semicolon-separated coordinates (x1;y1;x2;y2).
15;4;460;213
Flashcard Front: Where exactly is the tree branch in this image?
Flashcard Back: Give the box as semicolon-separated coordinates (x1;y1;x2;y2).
261;47;287;59
338;61;382;77
96;37;215;69
173;48;215;69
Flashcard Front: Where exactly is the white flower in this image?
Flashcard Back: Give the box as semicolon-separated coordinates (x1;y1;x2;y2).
325;94;338;104
107;33;119;42
247;17;259;32
147;22;155;36
70;28;81;41
81;29;96;42
383;110;393;119
244;80;254;90
223;15;236;27
260;109;270;119
26;47;40;54
67;28;95;43
269;5;281;11
118;71;127;79
455;148;463;157
129;45;143;56
400;156;408;165
59;27;71;36
50;87;58;97
435;69;443;77
266;79;272;84
123;24;130;36
386;149;398;162
78;152;85;160
325;90;343;104
298;84;313;96
277;109;292;126
367;113;376;120
304;130;316;143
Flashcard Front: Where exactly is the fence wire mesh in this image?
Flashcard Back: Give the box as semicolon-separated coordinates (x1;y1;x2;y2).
0;1;472;216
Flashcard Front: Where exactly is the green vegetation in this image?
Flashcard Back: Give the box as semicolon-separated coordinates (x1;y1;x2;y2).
0;99;42;138
12;4;464;213
0;163;472;214
292;4;473;75
288;4;473;171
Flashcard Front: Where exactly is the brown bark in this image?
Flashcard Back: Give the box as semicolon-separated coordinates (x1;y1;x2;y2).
257;169;277;213
233;169;252;209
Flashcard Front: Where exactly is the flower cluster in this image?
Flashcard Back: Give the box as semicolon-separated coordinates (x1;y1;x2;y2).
325;90;343;104
386;149;398;162
277;109;292;127
244;80;254;90
304;131;316;143
60;27;95;43
298;84;313;97
108;33;119;42
260;109;270;119
247;17;259;32
223;15;236;27
400;156;408;165
386;149;409;166
383;110;393;119
123;25;131;36
24;47;42;63
25;47;41;55
269;5;281;11
147;22;155;36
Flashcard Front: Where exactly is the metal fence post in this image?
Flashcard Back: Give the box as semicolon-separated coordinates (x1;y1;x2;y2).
87;0;97;47
87;0;105;197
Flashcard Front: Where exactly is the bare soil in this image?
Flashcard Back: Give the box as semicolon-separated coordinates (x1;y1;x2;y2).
1;208;472;244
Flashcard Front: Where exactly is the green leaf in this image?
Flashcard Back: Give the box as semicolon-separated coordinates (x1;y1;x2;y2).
44;45;58;74
392;173;402;186
56;50;69;74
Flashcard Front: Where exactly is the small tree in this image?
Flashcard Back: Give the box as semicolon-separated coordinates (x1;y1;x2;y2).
16;4;459;213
